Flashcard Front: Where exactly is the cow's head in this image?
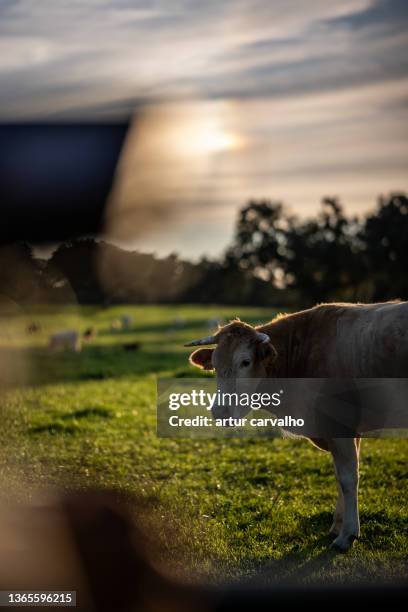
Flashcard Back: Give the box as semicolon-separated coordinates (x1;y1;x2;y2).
185;321;277;419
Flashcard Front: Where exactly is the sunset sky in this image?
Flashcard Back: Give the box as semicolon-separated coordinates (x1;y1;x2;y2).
1;0;408;258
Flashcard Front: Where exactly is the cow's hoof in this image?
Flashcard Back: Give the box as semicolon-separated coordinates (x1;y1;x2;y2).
329;523;341;536
330;534;358;552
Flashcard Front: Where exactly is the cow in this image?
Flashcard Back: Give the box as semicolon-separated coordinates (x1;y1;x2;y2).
185;301;408;551
49;330;82;352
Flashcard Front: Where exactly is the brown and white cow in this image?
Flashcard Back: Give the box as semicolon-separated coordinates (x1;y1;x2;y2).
185;301;408;551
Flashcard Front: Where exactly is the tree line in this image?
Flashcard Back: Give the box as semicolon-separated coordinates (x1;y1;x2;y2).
0;193;407;308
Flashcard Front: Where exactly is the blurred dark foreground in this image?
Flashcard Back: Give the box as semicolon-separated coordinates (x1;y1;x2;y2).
0;489;406;612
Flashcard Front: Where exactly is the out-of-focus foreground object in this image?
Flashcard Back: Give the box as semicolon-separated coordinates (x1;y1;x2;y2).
0;490;406;612
0;123;129;245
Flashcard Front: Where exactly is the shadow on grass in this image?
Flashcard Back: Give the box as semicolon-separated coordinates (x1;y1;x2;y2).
99;314;270;337
0;344;196;387
241;512;338;583
28;406;114;435
361;511;408;540
61;407;113;420
100;319;216;336
240;510;408;584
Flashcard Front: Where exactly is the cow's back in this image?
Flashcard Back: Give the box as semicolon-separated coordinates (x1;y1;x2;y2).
326;302;408;377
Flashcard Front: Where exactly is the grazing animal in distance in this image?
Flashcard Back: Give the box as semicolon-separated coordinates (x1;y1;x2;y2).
49;330;82;352
123;342;140;352
185;301;408;551
27;322;41;334
121;314;133;330
83;327;96;341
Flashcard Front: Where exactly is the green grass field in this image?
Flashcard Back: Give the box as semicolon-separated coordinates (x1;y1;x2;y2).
0;305;407;584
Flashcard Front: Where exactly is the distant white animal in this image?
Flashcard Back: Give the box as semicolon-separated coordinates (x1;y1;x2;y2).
49;330;81;352
110;319;123;331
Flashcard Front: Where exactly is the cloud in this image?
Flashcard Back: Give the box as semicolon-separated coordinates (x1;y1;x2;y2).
325;0;408;31
0;0;397;116
1;0;407;258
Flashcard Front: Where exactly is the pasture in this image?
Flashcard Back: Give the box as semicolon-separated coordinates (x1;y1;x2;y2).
0;305;407;584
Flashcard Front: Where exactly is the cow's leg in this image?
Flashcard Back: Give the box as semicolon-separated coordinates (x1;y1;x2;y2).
328;438;360;551
329;475;344;536
330;437;360;534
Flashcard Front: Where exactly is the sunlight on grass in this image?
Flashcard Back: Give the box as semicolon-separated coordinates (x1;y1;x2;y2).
0;304;407;583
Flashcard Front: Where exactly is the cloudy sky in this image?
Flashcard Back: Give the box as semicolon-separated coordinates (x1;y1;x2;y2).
1;0;408;258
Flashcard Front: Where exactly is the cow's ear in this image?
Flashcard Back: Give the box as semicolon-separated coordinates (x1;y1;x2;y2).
189;348;214;370
257;342;278;363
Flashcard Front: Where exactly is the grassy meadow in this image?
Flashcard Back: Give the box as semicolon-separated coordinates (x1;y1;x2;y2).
0;304;407;584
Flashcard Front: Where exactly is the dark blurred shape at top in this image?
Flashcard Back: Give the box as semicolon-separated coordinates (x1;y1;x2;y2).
0;123;129;244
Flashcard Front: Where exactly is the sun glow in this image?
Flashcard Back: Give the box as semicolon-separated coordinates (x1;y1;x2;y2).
176;110;242;155
104;99;245;244
136;101;243;158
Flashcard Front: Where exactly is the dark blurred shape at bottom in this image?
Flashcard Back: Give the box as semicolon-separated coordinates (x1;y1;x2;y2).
0;489;406;611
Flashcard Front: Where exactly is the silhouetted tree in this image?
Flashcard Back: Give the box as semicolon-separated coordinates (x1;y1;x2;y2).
39;192;408;306
283;198;365;303
49;238;105;303
360;193;408;301
0;242;46;305
227;200;289;284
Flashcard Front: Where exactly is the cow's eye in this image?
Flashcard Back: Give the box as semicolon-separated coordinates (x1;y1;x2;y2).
240;359;251;368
